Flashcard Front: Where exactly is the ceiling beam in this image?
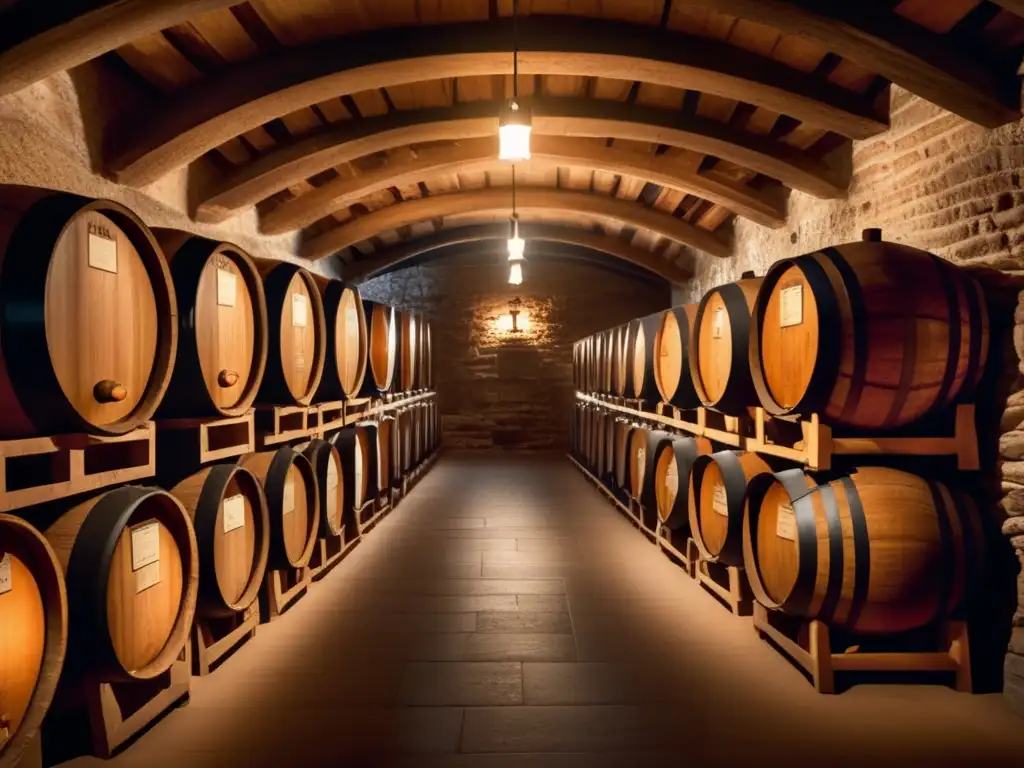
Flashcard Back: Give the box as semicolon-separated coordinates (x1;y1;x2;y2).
259;135;786;235
993;1;1024;16
300;188;731;261
198;97;838;224
343;223;693;285
0;1;237;98
106;15;885;186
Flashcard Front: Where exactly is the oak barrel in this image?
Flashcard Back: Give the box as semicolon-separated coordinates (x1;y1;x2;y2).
419;318;433;390
239;448;318;571
400;312;418;393
341;422;379;508
689;450;771;566
298;439;344;540
611;324;628;397
638;430;677;526
256;263;326;406
626;424;653;501
362;301;397;394
750;234;989;429
170;465;269;618
655;304;700;409
654;435;713;531
742;466;983;634
631;312;666;403
44;486;198;681
377;416;396;492
691;276;763;413
156;233;268;418
0;189;177;437
0;515;67;767
316;281;368;402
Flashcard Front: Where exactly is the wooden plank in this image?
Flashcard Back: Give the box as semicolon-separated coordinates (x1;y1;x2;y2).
105;15;885;186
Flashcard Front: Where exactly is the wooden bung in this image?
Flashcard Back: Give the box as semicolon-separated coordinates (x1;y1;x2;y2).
239;448;318;571
362;300;397;395
170;465;270;618
742;466;984;635
43;486;199;682
315;282;368;402
0;188;177;438
155;233;269;418
654;435;714;531
750;235;989;430
0;514;67;768
297;439;344;540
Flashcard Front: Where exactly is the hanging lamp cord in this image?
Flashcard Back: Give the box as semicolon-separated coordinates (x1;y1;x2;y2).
512;0;519;102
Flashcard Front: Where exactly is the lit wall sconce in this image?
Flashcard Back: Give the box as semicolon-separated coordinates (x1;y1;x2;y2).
497;297;530;333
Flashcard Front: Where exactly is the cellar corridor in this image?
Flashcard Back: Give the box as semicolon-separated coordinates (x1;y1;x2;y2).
67;455;1024;767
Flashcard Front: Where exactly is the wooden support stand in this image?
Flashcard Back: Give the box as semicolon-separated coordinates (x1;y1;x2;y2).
255;404;318;448
157;411;255;468
307;528;359;582
192;601;259;676
356;497;387;535
315;400;345;437
752;603;972;694
260;566;310;622
0;424;155;512
695;556;753;616
656;527;697;579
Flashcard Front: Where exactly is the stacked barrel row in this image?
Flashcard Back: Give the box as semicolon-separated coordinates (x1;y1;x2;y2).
0;188;443;765
572;231;990;650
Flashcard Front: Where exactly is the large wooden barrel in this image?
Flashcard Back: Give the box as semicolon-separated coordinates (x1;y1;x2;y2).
611;324;628;397
689;450;771;566
627;423;653;500
691;275;763;414
750;233;989;430
655;304;700;409
316;281;368;402
400;312;418;393
742;466;983;634
256;263;326;406
0;189;177;437
239;448;318;571
334;423;377;511
170;465;269;618
0;515;67;768
156;233;268;418
362;301;397;394
591;409;609;475
395;409;414;473
631;312;666;403
638;430;677;527
377;416;396;492
298;439;344;540
654;435;713;531
44;486;198;681
419;318;433;390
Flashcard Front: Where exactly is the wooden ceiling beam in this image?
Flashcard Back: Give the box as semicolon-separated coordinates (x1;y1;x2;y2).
198;97;836;224
343;223;693;285
259;135;786;235
0;0;238;98
300;187;731;262
107;15;886;186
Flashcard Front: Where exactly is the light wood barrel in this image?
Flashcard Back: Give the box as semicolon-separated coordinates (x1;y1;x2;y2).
329;427;370;531
256;263;326;405
742;466;983;634
298;439;344;540
156;233;268;418
316;281;368;401
400;312;418;393
611;324;628;397
0;515;67;768
0;189;177;437
627;424;653;500
689;450;772;566
170;465;269;618
362;301;397;394
44;486;198;681
655;304;700;409
750;233;989;430
638;430;677;526
691;276;763;413
239;448;318;571
654;435;713;531
631;312;666;403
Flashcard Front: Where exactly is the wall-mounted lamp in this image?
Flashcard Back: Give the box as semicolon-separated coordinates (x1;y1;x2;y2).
497;297;529;333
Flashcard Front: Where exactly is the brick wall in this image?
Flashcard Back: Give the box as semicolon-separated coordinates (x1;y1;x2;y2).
361;254;668;451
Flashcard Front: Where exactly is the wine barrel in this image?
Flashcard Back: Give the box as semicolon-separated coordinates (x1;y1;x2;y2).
750;233;989;430
400;312;418;393
742;466;983;634
691;275;763;413
627;423;653;500
611;418;633;492
298;439;344;540
591;409;609;474
655;304;700;409
316;281;368;401
399;409;415;472
611;324;627;397
0;515;67;768
419;318;433;390
239;448;318;571
689;450;771;566
334;423;378;511
362;301;397;394
603;410;619;482
44;486;198;681
377;416;396;491
638;430;677;526
653;435;713;531
256;263;326;406
631;312;666;404
0;189;177;437
170;465;269;618
155;234;268;418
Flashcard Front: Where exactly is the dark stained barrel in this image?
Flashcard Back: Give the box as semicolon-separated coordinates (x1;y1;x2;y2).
362;300;397;395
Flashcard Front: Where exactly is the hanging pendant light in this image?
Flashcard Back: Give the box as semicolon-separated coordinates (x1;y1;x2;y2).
498;0;531;162
507;168;525;285
508;262;524;285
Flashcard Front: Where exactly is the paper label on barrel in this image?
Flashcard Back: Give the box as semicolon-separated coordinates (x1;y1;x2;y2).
282;477;295;515
223;494;246;534
712;483;729;516
135;561;160;594
354;443;364;505
217;268;237;307
0;553;11;596
130;521;160;571
292;293;308;327
780;284;803;327
712;307;725;339
327;456;339;491
776;503;797;541
664;462;678;498
88;232;118;274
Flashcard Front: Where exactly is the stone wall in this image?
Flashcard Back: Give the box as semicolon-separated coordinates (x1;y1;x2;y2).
361;254;668;451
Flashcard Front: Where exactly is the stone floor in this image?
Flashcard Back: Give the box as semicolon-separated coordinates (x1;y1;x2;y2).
67;454;1024;767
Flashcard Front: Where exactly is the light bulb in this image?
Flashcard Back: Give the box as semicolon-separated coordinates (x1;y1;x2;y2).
498;100;532;162
507;235;526;261
508;262;523;285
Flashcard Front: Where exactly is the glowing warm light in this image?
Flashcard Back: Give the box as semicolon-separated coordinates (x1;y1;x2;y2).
497;311;530;333
498;101;532;161
507;234;526;261
508;262;523;285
